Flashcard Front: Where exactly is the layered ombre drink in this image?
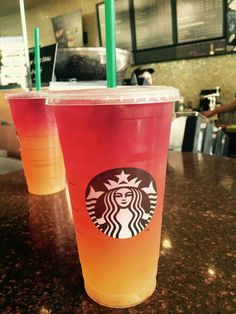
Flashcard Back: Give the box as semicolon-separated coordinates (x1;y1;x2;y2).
7;93;65;195
47;86;179;308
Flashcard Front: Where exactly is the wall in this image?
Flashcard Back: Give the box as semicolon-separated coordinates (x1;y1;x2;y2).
0;12;22;37
127;53;236;107
0;0;101;47
23;0;101;48
0;0;236;106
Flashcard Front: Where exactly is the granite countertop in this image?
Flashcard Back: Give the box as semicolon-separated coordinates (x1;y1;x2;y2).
0;152;235;313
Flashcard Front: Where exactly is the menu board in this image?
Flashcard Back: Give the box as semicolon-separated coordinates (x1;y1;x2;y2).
97;0;132;51
133;0;173;49
0;36;27;88
29;44;58;85
177;0;224;43
176;39;226;59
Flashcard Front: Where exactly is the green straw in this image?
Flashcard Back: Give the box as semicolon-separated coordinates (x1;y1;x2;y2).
105;0;117;88
34;27;41;91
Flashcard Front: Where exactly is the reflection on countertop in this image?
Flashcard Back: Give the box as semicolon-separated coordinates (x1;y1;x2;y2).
0;151;235;313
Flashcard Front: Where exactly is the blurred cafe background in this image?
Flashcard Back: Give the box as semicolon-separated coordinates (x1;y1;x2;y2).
0;0;236;173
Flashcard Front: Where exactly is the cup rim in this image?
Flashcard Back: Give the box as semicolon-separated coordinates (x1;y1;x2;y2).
46;85;180;106
6;91;47;100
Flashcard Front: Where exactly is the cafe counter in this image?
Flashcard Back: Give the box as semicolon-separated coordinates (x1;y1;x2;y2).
0;152;235;313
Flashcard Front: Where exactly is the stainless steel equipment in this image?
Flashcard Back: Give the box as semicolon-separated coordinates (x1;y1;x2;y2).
170;111;229;155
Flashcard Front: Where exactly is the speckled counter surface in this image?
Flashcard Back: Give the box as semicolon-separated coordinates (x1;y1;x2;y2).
0;152;235;314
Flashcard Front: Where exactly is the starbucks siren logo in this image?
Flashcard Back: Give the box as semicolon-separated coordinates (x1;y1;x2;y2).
85;168;157;239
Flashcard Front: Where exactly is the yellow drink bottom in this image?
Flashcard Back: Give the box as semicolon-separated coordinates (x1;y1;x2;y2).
7;93;66;195
72;188;164;308
20;134;65;195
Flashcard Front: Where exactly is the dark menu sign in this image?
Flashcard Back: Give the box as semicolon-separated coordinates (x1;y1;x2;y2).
177;0;224;43
97;0;132;51
176;39;226;59
134;0;173;49
29;44;58;85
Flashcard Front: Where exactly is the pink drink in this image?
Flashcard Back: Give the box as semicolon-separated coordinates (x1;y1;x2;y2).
48;86;179;307
7;93;65;195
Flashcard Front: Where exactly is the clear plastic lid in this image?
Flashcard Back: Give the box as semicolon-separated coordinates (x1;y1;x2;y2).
47;86;180;106
6;91;47;100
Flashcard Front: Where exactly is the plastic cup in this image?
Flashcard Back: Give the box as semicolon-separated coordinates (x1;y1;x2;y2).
7;92;65;195
47;86;179;308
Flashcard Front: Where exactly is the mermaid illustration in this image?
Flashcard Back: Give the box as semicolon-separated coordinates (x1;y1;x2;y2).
86;169;157;239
